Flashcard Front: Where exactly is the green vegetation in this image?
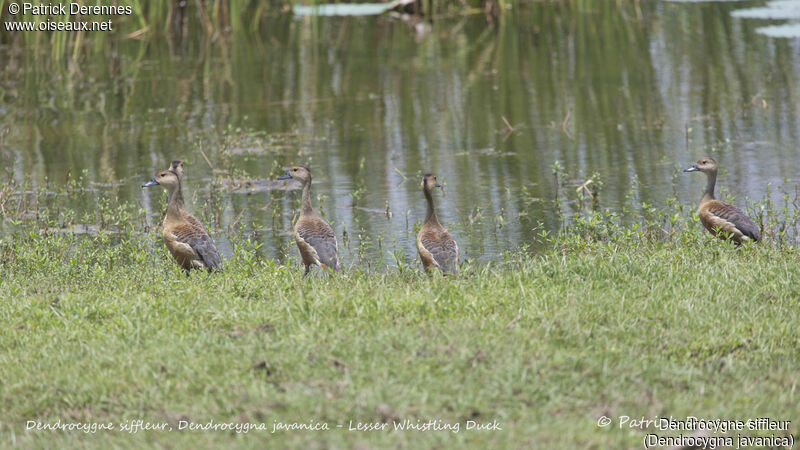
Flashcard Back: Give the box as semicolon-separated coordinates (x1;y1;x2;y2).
0;0;653;64
0;0;510;50
2;0;798;446
1;178;799;448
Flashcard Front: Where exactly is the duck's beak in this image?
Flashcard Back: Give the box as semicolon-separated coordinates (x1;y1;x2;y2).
277;171;292;180
142;177;159;188
683;164;699;173
434;182;442;188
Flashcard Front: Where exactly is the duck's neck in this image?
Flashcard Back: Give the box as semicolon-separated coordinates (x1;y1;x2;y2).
701;171;717;204
166;184;186;221
424;188;439;225
301;179;314;216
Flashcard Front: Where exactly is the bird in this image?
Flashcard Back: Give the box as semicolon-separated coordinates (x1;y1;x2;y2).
416;173;458;275
167;160;184;179
277;165;340;275
142;168;222;273
684;157;760;245
164;160;204;230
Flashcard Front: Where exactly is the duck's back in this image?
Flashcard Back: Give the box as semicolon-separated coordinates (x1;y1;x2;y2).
294;215;339;271
417;224;458;274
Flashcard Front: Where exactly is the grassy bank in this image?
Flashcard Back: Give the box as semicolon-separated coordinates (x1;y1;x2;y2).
1;209;799;448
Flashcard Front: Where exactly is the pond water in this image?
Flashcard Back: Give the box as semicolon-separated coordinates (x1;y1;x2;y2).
1;1;799;267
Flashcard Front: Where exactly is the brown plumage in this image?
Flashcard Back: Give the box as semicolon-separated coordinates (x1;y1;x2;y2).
416;173;458;275
142;169;221;272
165;160;203;230
684;157;760;245
277;165;340;275
168;160;184;179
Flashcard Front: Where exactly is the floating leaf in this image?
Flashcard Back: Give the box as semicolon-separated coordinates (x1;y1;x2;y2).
731;0;800;19
756;22;800;37
292;3;397;16
663;0;749;3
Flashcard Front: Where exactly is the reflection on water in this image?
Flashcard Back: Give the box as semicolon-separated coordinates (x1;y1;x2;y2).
731;0;800;37
1;1;799;266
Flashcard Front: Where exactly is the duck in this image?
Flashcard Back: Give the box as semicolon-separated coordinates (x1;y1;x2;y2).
164;160;204;229
277;165;340;274
417;173;458;275
684;157;760;245
142;169;222;272
168;160;184;178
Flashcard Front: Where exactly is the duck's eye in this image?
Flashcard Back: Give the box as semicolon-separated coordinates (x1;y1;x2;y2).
293;168;297;172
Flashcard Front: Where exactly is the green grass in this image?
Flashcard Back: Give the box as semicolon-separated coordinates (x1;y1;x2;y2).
1;213;799;448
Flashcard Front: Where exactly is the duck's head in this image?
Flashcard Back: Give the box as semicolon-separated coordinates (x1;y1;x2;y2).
168;160;184;179
277;165;312;184
684;157;718;174
142;169;180;191
421;173;441;192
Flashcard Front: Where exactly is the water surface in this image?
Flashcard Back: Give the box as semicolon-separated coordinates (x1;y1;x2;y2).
2;1;799;266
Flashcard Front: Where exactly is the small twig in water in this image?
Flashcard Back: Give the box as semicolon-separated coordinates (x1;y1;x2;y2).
501;116;520;142
198;143;215;172
577;179;594;200
561;110;573;140
501;116;514;133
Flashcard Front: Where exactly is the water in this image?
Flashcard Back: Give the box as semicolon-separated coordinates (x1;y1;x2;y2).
1;1;800;266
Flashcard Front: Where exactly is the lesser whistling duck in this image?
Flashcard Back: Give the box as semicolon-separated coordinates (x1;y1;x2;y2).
684;157;760;245
277;165;340;274
417;173;458;275
165;160;204;230
168;160;184;179
142;169;222;272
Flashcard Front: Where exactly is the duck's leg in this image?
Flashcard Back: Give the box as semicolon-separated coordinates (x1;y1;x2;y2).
304;264;311;277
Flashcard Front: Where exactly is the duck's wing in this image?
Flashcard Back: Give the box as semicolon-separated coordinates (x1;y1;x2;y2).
296;218;339;271
171;220;222;270
419;228;458;274
702;200;761;241
185;215;205;231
